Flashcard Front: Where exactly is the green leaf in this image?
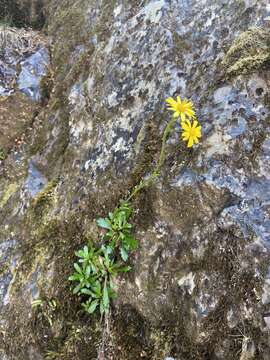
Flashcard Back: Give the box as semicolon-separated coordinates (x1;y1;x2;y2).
96;218;111;229
87;299;99;314
83;245;89;256
99;301;105;314
85;265;91;277
102;283;109;310
68;274;81;281
81;288;94;296
93;282;102;296
73;284;82;294
31;299;43;308
74;263;82;274
108;288;117;299
106;245;113;254
123;234;138;250
127;236;138;250
75;250;85;258
106;230;114;238
91;264;97;273
120;247;128;262
115;265;131;273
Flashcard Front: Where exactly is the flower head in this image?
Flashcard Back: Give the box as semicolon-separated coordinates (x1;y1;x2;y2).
166;96;195;122
181;119;201;148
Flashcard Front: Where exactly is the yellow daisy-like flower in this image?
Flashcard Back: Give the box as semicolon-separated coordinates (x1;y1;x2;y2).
166;96;196;122
182;119;202;148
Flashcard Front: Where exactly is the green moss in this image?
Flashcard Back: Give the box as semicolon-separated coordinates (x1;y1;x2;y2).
2;207;96;359
0;147;6;160
173;32;192;52
32;180;58;215
222;27;270;78
29;106;70;175
48;0;90;83
111;305;153;359
149;328;173;360
29;118;49;156
40;66;54;104
48;0;124;103
57;46;95;97
0;183;18;208
47;119;70;175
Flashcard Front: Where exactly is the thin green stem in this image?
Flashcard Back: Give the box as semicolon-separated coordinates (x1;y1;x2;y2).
127;117;177;202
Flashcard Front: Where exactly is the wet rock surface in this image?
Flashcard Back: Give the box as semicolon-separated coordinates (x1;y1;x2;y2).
0;0;270;359
17;47;49;101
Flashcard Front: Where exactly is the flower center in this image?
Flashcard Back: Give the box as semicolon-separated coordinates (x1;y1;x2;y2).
189;127;196;137
176;103;186;113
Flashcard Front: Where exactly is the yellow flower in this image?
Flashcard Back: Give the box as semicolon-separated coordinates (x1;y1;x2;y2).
166;96;196;122
181;119;201;148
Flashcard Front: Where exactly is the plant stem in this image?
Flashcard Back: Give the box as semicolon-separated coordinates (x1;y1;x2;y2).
127;117;177;202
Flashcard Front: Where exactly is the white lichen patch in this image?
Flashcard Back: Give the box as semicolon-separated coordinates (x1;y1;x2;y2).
213;86;233;104
143;0;167;24
0;184;18;208
177;272;195;295
204;130;231;157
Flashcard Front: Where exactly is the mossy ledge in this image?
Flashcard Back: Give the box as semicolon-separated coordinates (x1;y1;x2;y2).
222;27;270;78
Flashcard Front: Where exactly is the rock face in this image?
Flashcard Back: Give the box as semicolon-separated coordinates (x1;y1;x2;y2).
1;0;270;359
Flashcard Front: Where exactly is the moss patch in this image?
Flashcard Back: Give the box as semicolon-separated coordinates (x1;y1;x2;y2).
32;180;58;216
222;27;270;78
0;183;18;208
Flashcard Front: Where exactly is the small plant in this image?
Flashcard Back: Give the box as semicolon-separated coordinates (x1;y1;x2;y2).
69;244;130;315
97;201;138;261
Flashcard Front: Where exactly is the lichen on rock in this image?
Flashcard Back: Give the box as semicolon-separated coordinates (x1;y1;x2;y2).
222;27;270;78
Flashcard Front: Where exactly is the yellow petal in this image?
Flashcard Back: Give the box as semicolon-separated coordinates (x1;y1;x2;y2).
180;113;186;123
173;112;179;118
195;126;201;137
186;119;191;128
177;96;181;104
187;137;193;147
181;121;191;131
180;121;186;128
186;109;195;117
166;99;176;106
192;120;198;128
182;132;189;140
